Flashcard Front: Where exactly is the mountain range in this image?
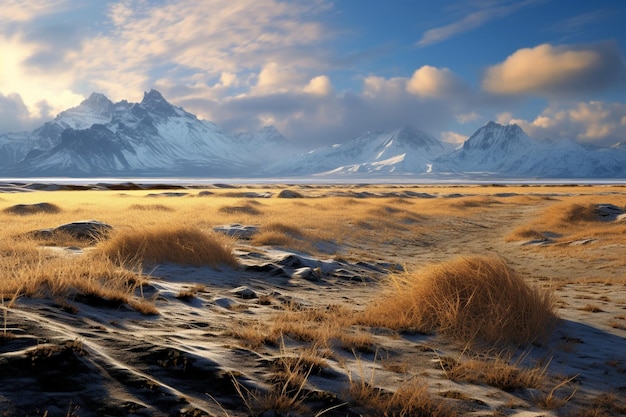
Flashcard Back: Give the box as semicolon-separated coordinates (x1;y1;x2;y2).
1;90;625;179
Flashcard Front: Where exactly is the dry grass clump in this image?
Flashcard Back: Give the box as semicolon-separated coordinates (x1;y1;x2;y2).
361;256;557;346
0;249;154;314
128;203;174;212
539;201;625;229
570;392;626;416
560;203;603;223
231;304;361;350
505;227;547;242
0;237;48;269
347;375;456;417
448;196;502;210
251;222;308;250
273;304;356;345
98;226;237;268
438;354;547;391
218;203;262;216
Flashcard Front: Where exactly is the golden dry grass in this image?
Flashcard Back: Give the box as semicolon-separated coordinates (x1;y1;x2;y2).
346;368;456;417
438;353;547;391
97;225;238;268
505;196;626;274
0;239;154;314
360;256;557;346
505;227;547;242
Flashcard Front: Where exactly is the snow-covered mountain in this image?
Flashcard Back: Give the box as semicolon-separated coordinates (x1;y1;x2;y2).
1;91;624;179
264;126;453;176
1;90;292;176
435;121;626;178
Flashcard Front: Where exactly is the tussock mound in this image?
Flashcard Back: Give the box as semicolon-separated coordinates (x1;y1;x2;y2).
362;256;557;346
4;202;61;215
561;203;625;223
99;226;238;268
218;204;262;215
277;189;303;198
29;220;113;243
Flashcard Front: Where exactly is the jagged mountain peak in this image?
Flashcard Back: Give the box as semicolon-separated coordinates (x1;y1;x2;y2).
142;89;166;103
2;89;625;178
81;92;113;110
138;89;183;118
477;121;523;136
257;126;288;143
53;92;115;131
64;92;114;116
386;125;441;148
462;121;530;152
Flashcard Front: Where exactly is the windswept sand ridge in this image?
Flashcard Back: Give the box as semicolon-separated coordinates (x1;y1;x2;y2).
0;184;625;416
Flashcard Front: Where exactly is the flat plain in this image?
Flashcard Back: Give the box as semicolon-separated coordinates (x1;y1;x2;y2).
0;182;625;416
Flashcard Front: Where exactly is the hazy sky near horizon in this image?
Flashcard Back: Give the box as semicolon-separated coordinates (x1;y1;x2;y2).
1;0;625;147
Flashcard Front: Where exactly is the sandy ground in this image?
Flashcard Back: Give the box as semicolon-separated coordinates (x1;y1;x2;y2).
0;183;625;416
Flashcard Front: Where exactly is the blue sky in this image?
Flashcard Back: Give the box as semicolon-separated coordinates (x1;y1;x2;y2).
1;0;625;148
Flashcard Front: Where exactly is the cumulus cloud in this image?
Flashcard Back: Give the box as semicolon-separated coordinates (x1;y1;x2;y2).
0;34;84;125
303;75;333;96
0;93;31;133
482;42;625;97
180;72;464;148
406;66;466;98
252;62;305;95
499;101;626;146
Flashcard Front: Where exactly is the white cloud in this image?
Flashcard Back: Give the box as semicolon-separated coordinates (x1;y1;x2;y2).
0;0;336;131
362;76;407;99
0;93;32;133
501;101;626;146
495;112;514;125
482;42;624;97
219;72;238;88
441;131;468;144
406;66;465;98
417;0;540;47
78;0;333;102
252;62;304;95
184;72;463;147
1;0;69;23
0;34;83;123
303;75;333;96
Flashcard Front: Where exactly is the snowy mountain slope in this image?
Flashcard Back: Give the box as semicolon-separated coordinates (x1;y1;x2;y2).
264;126;451;176
3;90;292;176
1;90;625;178
435;121;546;174
0;93;116;167
435;121;626;178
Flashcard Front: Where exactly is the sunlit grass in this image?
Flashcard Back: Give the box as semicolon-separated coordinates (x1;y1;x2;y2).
360;256;557;346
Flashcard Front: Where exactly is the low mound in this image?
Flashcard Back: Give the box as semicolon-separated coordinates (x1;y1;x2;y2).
99;226;238;268
218;204;262;216
505;227;547;242
128;204;175;212
362;256;557;346
3;202;61;215
560;203;625;223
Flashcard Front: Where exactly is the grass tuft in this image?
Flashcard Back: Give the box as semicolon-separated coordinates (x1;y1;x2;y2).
361;256;557;346
98;226;238;268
